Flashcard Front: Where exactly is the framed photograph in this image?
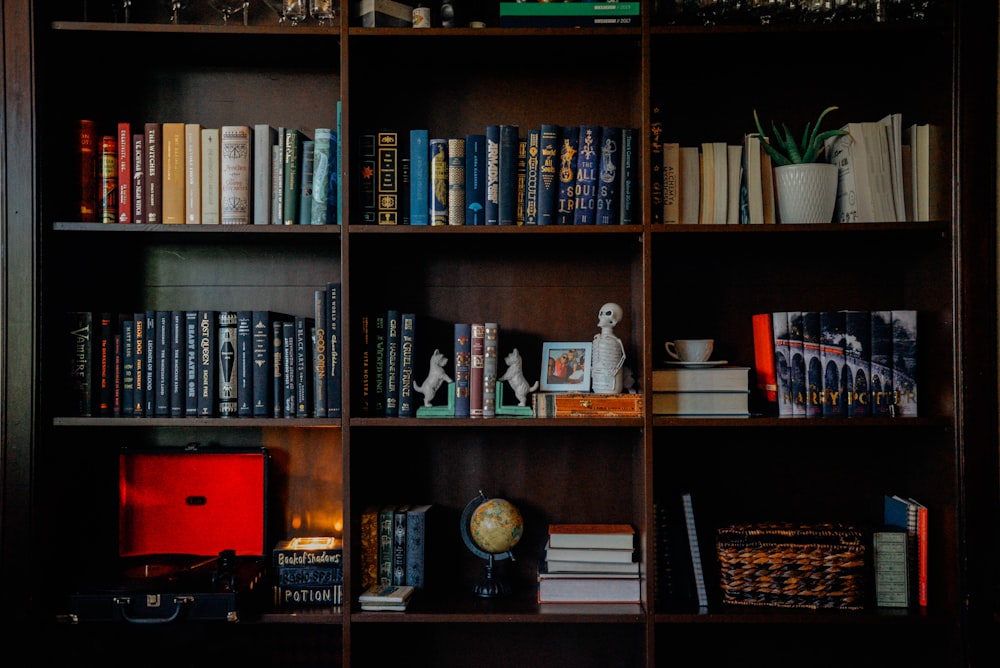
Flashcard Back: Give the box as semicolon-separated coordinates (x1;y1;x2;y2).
540;342;593;392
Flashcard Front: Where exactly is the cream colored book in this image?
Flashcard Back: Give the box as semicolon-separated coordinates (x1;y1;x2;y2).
678;146;700;225
200;128;221;225
184;123;201;224
726;143;742;225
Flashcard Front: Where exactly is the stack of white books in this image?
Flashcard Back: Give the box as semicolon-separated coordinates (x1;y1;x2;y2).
538;523;640;604
651;365;751;417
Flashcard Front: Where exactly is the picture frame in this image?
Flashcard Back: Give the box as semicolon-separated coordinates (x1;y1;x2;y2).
540;342;593;392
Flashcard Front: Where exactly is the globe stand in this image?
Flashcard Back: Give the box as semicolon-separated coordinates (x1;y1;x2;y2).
472;553;510;598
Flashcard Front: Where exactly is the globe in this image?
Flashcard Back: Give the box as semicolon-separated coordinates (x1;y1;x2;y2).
460;492;524;597
469;497;524;555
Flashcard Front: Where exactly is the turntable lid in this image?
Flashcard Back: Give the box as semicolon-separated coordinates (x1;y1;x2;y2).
119;449;267;558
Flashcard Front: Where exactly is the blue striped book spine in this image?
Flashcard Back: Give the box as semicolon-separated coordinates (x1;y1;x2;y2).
409;129;429;225
465;134;486;225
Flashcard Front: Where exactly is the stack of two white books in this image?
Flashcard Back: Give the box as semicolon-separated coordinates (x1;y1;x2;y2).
651;365;751;417
538;523;640;604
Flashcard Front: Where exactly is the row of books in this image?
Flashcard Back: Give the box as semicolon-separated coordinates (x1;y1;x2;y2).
272;537;344;608
538;523;641;604
360;124;639;227
360;504;440;593
64;283;342;418
651;366;751;417
76;115;341;226
651;117;943;226
879;494;929;608
752;309;918;418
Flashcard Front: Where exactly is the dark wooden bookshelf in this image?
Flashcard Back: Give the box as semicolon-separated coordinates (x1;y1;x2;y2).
1;1;998;666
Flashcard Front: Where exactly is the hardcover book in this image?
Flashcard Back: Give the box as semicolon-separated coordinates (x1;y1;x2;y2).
499;1;640;26
144;122;162;224
548;524;635;550
392;506;408;586
453;323;471;418
801;310;823;417
153;311;171;417
556;125;579;225
326;282;342;419
536;575;641;604
465;133;486;225
595;126;622;225
409;129;430;226
275;584;344;608
132;311;145;416
169;310;184;417
819;310;847;417
751;313;778;411
66;311;94;417
533;392;644;418
470;322;485;418
253;124;278;225
282;129;304;225
294;315;314;417
870;310;894;416
117;122;132;223
78;119;98;222
429;137;448;226
184;123;202;224
272;318;286;417
787;311;807;417
447;137;466;226
237;310;254;418
251;311;286;418
873;530;909;607
619;127;637;225
376;129;400;225
358;132;377;224
522;127;540;225
482;321;499;418
515;137;527;226
385;309;400;417
544;559;639;575
298;139;315;226
273;537;343;569
498;124;519;225
651;367;750;393
144;311;156;416
678;145;701;225
311;128;334;225
132;133;145;226
398;312;416;418
649;104;664;223
98;135;117;225
544;543;636;564
771;312;794;417
221;125;252;225
573;125;600;225
404;503;439;589
161;122;186;225
842;309;872;417
361;506;380;589
184;310;198;417
892;309;918;417
194;310;216;418
485;125;500;225
373;312;387;415
273;128;285;225
662;141;680;224
282;320;296;417
200;127;221;225
651;391;750;416
378;505;396;586
217;311;238;417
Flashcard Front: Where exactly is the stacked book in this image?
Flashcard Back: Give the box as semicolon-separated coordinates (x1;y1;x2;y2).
272;536;344;608
538;523;640;604
499;1;640;27
651;365;751;417
359;584;414;611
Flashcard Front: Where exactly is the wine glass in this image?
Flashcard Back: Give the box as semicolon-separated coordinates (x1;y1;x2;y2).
162;0;190;23
283;0;308;24
209;0;250;24
260;0;287;23
309;0;337;26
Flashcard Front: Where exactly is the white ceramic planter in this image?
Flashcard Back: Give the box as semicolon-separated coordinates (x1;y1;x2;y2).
774;162;839;224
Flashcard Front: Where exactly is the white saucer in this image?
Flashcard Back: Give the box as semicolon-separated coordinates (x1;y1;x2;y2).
664;360;728;368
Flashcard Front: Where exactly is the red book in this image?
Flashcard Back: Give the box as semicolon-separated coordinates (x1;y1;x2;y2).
470;323;485;418
752;312;778;407
911;497;928;607
132;133;145;225
78;119;98;222
117;122;132;223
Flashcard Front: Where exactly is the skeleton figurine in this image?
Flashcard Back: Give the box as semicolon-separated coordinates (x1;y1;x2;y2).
591;302;626;394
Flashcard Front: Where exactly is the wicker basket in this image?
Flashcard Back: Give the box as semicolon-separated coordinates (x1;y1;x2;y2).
716;522;866;610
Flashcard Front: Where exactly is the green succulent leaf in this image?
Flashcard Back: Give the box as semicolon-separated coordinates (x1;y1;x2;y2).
752;106;846;165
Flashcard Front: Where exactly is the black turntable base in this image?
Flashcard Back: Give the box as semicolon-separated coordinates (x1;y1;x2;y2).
69;550;267;624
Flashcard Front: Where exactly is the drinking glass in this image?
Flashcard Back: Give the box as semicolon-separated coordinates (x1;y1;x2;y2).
162;0;190;23
261;0;287;23
283;0;307;24
209;0;250;24
309;0;337;25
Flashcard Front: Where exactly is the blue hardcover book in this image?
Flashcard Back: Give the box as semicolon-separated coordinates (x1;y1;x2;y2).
154;310;171;417
429;138;448;226
385;309;401;417
404;503;439;589
311;128;333;225
170;310;184;417
557;125;579;225
454;323;471;418
870;310;893;416
842;309;871;417
522;127;541;225
197;310;216;417
498;124;519;225
326;282;342;419
398;312;416;417
819;310;847;417
465;134;486;225
485;125;500;225
218;310;238;417
573;125;601;225
595;126;622;225
144;310;156;417
313;290;327;418
619;127;637;225
298;139;315;225
132;311;146;417
236;310;254;417
409;129;430;225
184;310;198;417
537;124;560;225
251;311;288;418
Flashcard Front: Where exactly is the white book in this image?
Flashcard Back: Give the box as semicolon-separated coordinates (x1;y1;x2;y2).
743;134;764;225
880;112;905;222
200;128;220;225
548;523;635;549
220;125;252;225
184;123;202;224
651;391;750;416
544;542;636;563
678;146;700;225
537;575;641;604
827;123;876;223
862;121;896;222
543;559;640;574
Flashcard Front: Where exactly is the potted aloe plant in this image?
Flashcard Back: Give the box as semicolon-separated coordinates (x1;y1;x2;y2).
753;106;848;224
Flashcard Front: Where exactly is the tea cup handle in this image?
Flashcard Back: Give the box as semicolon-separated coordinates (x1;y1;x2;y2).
665;341;680;360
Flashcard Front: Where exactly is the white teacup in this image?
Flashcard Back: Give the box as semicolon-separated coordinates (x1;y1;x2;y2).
665;339;714;363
